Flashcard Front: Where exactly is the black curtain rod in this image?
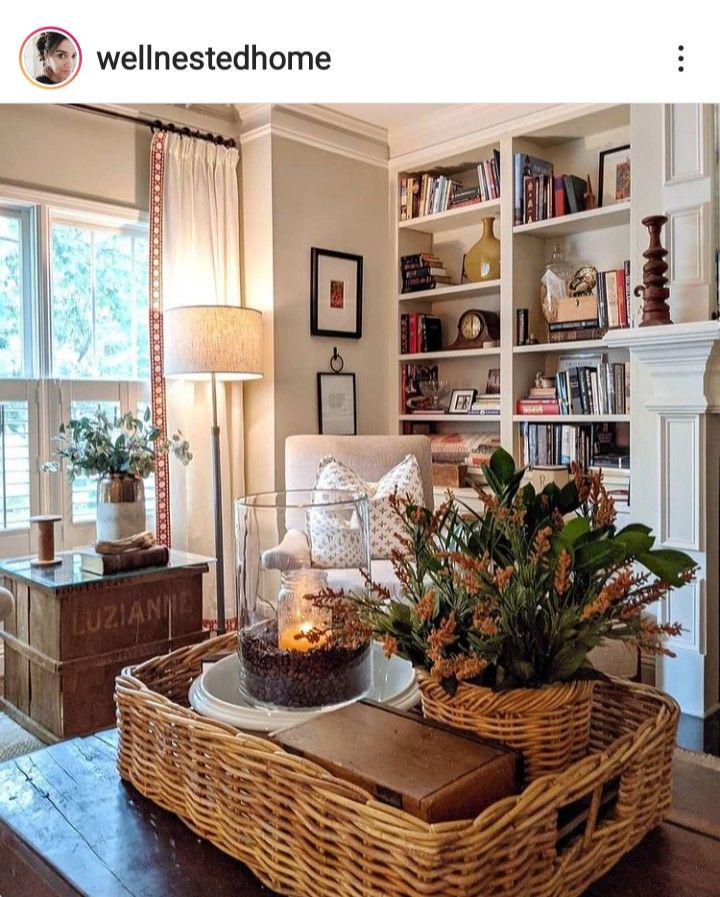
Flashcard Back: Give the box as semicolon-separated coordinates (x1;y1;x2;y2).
65;104;237;148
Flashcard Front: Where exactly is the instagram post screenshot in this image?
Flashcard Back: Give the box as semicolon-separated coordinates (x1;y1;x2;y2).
0;4;718;896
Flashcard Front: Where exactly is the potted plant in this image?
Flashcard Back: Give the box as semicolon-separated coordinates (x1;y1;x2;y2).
54;407;192;542
343;448;695;781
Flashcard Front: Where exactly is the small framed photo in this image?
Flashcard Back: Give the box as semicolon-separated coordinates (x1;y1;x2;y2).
448;388;476;414
598;145;631;207
311;248;363;339
317;372;357;435
485;368;501;395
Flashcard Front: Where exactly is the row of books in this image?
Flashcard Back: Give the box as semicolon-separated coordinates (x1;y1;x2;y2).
399;153;501;221
513;153;589;225
518;422;629;469
597;264;631;329
400;314;443;354
516;357;629;416
400;252;453;294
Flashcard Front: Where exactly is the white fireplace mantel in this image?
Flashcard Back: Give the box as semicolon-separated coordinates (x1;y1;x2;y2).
606;320;720;412
607;320;720;717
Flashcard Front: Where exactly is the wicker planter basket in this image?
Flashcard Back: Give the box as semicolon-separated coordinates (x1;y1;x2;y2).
116;634;678;897
416;670;594;782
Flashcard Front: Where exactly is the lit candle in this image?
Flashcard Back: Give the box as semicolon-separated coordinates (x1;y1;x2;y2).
277;569;330;653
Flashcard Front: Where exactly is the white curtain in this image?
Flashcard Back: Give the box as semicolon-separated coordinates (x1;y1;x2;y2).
162;133;244;628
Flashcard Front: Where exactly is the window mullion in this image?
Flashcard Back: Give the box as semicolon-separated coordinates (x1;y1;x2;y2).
36;205;52;379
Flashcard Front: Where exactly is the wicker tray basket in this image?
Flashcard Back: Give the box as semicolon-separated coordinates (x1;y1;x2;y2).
116;634;679;897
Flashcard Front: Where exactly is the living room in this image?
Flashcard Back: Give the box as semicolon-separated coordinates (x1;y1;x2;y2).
1;94;719;896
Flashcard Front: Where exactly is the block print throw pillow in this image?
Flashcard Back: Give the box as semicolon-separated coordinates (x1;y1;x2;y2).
309;454;424;567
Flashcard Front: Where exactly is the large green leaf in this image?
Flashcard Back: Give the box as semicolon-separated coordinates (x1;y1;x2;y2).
560;516;590;546
489;447;515;486
614;529;655;557
637;548;696;586
574;540;624;571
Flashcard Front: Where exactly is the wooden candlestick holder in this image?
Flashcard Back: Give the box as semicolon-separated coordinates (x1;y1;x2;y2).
635;215;672;326
30;514;62;567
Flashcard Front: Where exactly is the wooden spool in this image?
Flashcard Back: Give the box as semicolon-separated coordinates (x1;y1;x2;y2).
30;515;62;567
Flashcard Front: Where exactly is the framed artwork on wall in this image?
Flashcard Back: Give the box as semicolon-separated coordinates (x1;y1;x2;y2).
317;372;357;435
598;145;631;207
310;247;363;339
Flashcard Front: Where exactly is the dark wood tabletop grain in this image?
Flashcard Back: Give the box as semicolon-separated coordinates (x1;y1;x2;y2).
0;732;717;897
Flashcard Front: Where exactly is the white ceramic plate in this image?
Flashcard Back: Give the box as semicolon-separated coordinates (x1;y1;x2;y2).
189;642;419;731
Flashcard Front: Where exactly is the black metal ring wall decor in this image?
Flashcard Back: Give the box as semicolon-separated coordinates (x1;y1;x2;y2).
329;347;344;373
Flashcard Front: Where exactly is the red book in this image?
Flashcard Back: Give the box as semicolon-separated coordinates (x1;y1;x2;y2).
516;400;561;415
553;175;567;217
616;269;628;327
409;313;418;353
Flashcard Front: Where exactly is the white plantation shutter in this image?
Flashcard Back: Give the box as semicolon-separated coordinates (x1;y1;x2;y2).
0;400;31;530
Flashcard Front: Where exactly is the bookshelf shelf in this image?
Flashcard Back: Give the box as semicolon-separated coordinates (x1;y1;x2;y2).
398;414;500;423
398;280;501;304
513;339;607;354
513;203;630;238
399;199;500;234
399;347;501;362
513;414;631;424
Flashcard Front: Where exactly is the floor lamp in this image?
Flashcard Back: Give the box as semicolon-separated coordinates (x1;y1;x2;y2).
163;305;263;634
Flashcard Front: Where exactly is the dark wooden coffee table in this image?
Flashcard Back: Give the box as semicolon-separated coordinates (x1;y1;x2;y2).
0;732;717;897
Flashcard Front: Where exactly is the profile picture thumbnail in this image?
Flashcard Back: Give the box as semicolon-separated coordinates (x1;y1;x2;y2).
20;27;81;88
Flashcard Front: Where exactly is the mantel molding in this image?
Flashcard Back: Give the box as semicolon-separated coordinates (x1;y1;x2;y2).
606;321;720;412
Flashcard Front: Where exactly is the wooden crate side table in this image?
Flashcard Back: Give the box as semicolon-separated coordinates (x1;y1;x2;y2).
0;550;210;741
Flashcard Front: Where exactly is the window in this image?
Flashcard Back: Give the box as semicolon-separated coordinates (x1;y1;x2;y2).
0;400;30;531
0;190;149;549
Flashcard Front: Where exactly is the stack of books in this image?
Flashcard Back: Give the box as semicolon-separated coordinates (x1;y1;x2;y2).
79;544;170;575
399;173;463;220
470;394;501;416
596;263;631;329
516;384;560;416
518;422;629;469
400;253;453;294
513;153;590;225
555;356;629;416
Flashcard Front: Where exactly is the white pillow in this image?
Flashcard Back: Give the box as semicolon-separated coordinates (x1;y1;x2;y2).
309;454;424;565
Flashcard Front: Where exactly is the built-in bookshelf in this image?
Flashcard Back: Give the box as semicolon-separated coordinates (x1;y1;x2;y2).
391;105;634;499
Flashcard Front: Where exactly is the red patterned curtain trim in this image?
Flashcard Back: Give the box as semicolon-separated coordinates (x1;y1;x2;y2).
149;132;171;546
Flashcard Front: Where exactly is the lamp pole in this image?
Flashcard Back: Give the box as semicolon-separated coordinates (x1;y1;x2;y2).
210;371;226;634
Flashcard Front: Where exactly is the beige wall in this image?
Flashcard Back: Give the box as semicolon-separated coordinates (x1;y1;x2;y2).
0;105;149;207
268;136;390;488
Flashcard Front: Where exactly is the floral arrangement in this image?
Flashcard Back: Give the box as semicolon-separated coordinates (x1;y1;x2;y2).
52;407;192;480
340;448;695;693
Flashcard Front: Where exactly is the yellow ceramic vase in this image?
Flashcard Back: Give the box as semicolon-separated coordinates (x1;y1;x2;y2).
464;216;500;282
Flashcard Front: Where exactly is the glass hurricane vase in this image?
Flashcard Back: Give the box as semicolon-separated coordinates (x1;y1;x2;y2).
235;489;373;710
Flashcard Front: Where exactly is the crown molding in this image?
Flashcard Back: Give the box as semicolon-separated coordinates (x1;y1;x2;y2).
236;104;388;167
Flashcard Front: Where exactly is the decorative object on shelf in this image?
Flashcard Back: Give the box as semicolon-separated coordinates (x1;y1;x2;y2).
485;368;501;394
29;515;62;567
515;307;529;346
53;408;193;544
583;174;597;210
235;490;373;709
349;448;695;780
447;309;500;350
462;216;500;282
164;304;263;635
540;245;575;323
598;144;631;207
448;388;476;414
635;215;672;326
418;379;450;411
117;631;681;897
317;372;357;434
310;247;363;338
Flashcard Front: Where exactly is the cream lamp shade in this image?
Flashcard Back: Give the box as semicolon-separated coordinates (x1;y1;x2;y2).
163;305;263;380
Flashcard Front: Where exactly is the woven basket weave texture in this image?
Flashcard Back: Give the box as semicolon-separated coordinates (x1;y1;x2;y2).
116;634;678;897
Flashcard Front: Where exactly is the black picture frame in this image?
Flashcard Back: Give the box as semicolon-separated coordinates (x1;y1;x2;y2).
448;388;476;415
317;372;357;435
310;247;363;339
598;145;631;208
